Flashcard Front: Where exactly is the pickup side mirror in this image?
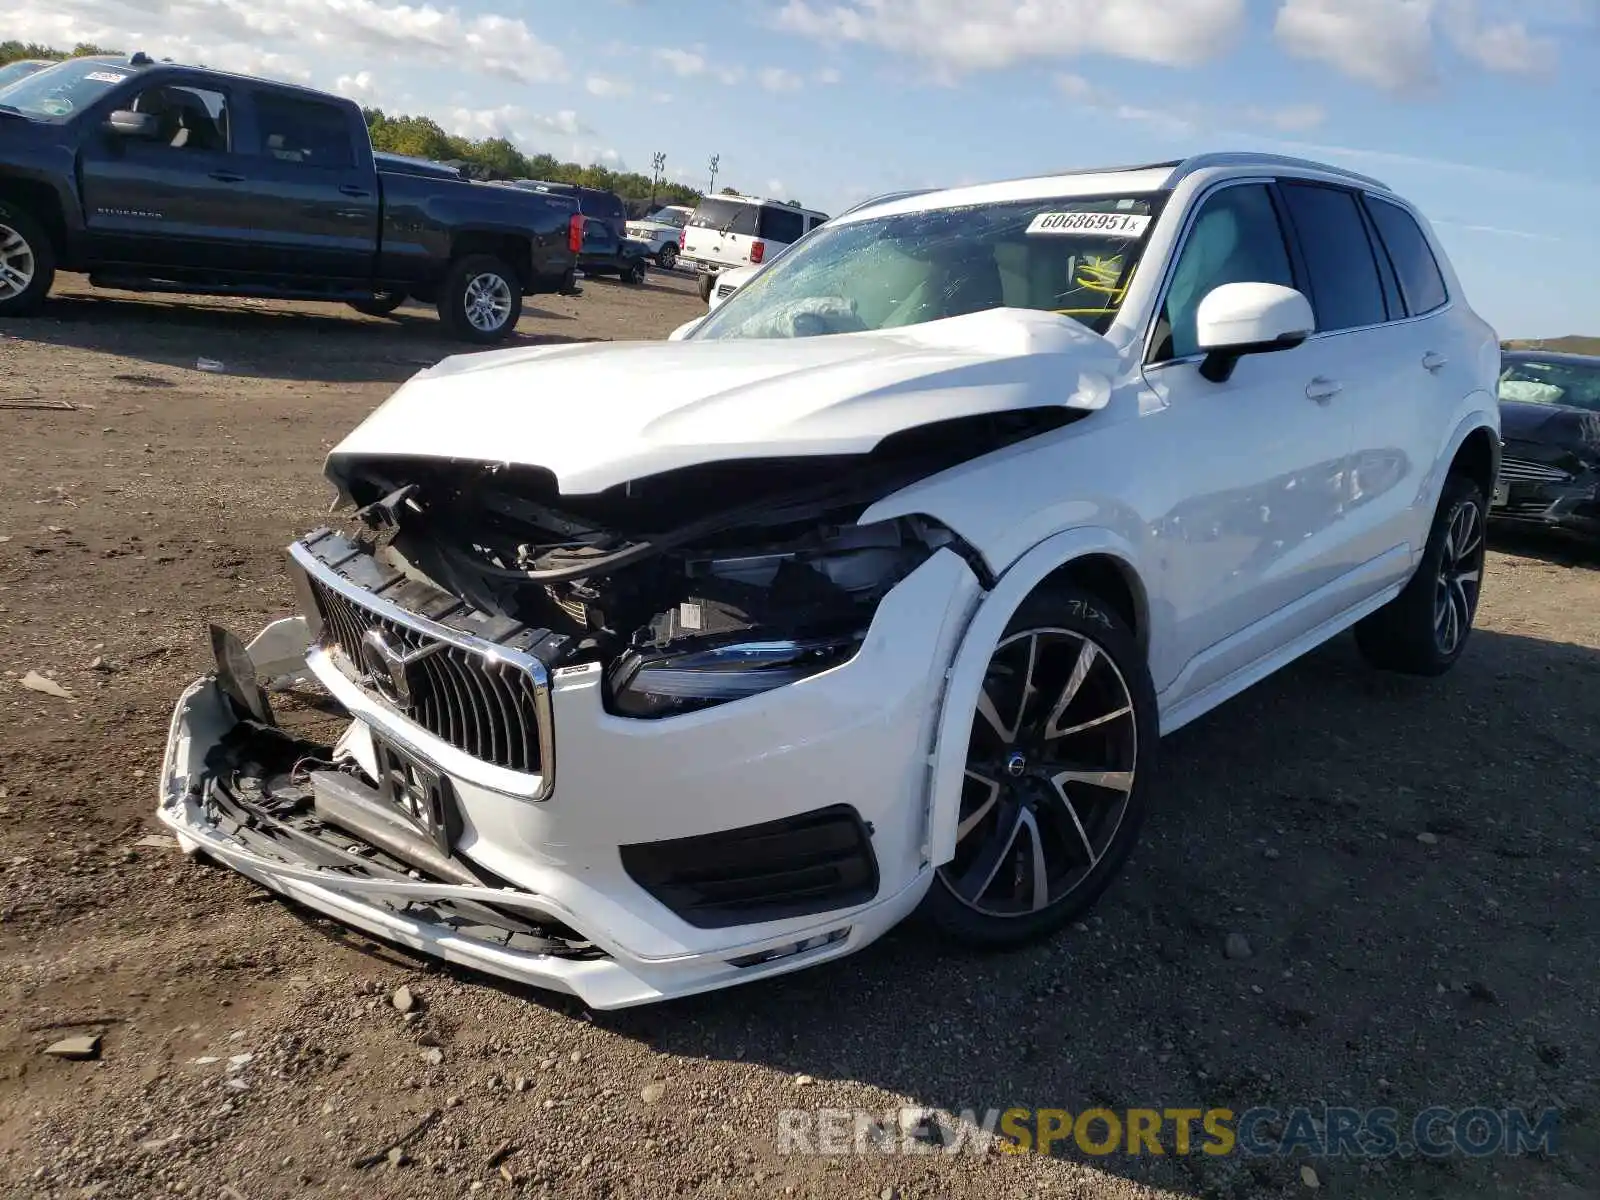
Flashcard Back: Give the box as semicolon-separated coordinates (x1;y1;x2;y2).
1195;282;1315;383
104;110;161;140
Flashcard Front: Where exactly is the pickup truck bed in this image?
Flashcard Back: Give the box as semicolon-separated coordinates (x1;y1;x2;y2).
0;55;581;342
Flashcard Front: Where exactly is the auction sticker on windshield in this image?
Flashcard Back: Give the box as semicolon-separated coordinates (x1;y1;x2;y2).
1027;212;1151;237
85;71;131;84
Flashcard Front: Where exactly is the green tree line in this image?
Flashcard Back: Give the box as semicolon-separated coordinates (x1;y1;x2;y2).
3;40;707;211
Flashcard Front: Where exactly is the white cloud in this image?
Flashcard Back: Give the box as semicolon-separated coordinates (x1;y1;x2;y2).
1275;0;1560;91
6;0;567;89
816;65;842;83
774;0;1246;72
449;105;589;144
1440;1;1559;74
758;66;804;91
653;46;708;75
768;179;788;197
1274;0;1437;92
334;70;379;100
585;74;633;97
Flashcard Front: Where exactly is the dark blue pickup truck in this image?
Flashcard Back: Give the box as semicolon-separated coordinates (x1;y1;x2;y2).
0;54;582;341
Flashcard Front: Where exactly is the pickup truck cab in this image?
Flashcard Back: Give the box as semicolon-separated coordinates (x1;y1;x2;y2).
0;54;583;341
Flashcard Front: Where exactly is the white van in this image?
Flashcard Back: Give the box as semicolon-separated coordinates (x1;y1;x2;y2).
678;195;828;299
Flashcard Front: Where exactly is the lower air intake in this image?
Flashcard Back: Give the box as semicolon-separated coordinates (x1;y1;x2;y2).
619;805;879;929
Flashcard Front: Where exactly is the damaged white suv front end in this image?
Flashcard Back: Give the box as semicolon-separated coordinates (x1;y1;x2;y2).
160;154;1501;1008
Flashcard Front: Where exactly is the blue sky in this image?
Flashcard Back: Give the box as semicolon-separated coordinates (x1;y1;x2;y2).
17;0;1599;335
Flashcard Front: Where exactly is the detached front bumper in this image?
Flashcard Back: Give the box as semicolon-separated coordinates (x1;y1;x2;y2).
158;546;980;1009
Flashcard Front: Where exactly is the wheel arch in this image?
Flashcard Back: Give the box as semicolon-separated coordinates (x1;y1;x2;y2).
923;527;1150;868
448;230;534;288
0;178;68;263
1449;421;1500;497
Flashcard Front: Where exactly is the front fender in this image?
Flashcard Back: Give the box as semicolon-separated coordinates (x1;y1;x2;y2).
923;526;1144;867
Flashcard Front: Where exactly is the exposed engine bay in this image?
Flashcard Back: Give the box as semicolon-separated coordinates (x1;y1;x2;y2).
324;409;1076;717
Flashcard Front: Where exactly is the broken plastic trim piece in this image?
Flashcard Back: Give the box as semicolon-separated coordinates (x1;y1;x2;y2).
209;623;274;725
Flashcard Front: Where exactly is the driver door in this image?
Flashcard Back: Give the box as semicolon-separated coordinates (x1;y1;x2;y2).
1140;180;1356;705
77;73;250;271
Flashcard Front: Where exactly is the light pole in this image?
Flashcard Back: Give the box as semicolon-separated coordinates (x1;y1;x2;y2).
650;151;665;209
708;153;720;194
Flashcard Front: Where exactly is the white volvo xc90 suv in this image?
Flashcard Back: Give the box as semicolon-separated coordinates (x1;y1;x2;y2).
161;152;1500;1008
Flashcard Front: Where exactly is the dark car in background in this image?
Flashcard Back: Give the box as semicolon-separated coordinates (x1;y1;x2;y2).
503;179;627;241
0;54;582;341
575;216;649;284
1492;350;1600;538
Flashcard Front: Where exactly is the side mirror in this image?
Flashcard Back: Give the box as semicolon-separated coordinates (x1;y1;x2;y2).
666;318;702;342
104;110;160;140
1195;282;1315;383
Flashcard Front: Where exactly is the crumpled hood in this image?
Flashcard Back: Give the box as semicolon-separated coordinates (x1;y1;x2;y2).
1499;400;1600;450
328;308;1119;495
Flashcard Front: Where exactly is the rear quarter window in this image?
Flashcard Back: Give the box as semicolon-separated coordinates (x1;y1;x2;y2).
757;205;806;243
1366;197;1449;315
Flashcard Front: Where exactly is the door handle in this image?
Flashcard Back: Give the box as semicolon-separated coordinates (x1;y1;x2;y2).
1422;351;1448;372
1305;377;1343;403
339;184;371;198
208;170;245;183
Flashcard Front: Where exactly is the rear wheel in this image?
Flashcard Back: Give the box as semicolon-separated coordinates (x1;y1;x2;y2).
347;290;407;318
921;586;1158;948
1355;473;1486;675
437;254;522;343
697;272;715;303
0;203;56;318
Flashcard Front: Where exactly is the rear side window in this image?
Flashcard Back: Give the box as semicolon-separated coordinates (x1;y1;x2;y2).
690;198;758;236
582;188;624;219
807;214;829;231
1366;197;1448;315
758;205;806;243
1278;183;1386;332
254;93;354;169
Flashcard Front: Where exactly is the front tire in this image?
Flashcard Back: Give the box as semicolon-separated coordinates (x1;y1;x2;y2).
0;203;56;318
921;586;1158;948
437;254;522;343
657;243;678;270
623;260;646;285
1354;473;1486;675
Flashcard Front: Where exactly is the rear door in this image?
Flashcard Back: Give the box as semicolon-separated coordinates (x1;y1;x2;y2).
222;86;380;281
77;72;253;270
1277;181;1434;585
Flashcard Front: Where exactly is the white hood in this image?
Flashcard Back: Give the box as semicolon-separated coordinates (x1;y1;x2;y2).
329;308;1118;495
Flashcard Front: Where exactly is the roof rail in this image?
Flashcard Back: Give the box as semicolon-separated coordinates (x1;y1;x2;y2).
1167;151;1389;191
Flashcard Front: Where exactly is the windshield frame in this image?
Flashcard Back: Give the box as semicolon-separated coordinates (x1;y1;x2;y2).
690;189;1169;342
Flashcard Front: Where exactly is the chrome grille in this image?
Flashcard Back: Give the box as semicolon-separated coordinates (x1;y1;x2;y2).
308;579;544;773
716;283;736;298
288;533;555;784
1499;457;1572;485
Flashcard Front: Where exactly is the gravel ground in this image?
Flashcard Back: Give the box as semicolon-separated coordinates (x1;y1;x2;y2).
1;273;1597;1200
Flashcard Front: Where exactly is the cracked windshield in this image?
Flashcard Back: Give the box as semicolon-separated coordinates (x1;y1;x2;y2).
694;195;1162;340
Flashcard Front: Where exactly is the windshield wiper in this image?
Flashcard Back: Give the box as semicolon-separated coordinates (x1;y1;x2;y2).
0;104;26;115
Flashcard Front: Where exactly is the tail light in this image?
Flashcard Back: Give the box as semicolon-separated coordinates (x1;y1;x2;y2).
568;213;583;253
678;228;686;249
750;241;765;264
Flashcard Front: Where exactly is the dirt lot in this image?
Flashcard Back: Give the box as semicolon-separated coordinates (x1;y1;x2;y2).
1;273;1597;1200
